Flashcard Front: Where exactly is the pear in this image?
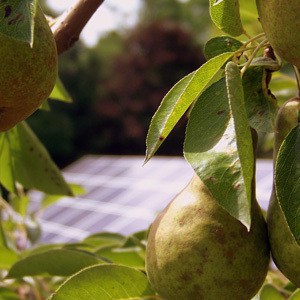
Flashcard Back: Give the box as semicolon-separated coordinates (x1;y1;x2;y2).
146;136;270;299
267;97;300;287
0;5;57;131
256;0;300;68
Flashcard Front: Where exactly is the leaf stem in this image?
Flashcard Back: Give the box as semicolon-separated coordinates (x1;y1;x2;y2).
242;32;266;48
241;39;269;75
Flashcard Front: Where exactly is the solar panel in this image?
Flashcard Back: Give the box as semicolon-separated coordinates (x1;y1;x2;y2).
29;155;273;244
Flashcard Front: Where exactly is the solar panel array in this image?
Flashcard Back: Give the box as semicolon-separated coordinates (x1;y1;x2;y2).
29;155;273;244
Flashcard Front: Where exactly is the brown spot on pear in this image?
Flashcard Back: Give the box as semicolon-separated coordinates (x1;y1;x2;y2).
267;97;300;287
0;5;57;131
146;173;270;300
256;0;300;68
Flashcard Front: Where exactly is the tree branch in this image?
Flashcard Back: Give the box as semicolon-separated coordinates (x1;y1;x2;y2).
52;0;105;54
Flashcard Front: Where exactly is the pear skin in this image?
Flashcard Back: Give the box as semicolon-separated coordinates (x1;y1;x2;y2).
146;173;270;299
256;0;300;68
267;97;300;287
0;5;57;131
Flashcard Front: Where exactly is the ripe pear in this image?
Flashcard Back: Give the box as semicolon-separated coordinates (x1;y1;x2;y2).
256;0;300;68
0;5;57;131
146;144;270;299
267;97;300;287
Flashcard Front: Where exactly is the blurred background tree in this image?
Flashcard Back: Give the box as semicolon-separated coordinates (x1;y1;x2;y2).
28;0;211;167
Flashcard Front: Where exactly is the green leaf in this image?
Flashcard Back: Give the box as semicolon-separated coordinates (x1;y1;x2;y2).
50;77;72;103
0;212;7;248
0;246;19;269
9;195;29;216
246;57;280;71
289;289;300;300
0;122;72;195
243;66;277;133
209;0;244;36
41;184;85;209
275;123;300;246
204;36;243;60
6;249;103;278
0;133;16;192
184;77;230;154
0;288;19;300
225;61;253;228
0;0;37;44
185;99;251;228
95;247;145;269
83;232;126;249
49;264;155;300
259;284;285;300
146;52;233;162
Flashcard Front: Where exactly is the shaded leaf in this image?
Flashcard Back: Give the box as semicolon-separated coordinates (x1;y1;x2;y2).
0;0;37;44
6;249;103;278
146;52;233;161
0;288;19;300
243;66;277;133
49;264;155;300
204;36;243;60
275;123;300;245
96;246;145;269
83;232;126;250
184;77;230;154
184;63;254;228
209;0;244;36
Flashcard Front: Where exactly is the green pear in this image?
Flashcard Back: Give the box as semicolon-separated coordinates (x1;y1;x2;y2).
267;97;300;287
146;137;270;299
0;5;57;131
256;0;300;68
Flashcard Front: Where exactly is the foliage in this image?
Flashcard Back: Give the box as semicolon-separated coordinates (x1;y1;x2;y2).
0;0;300;299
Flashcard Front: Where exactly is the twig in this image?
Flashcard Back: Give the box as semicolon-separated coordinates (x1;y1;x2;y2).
52;0;105;54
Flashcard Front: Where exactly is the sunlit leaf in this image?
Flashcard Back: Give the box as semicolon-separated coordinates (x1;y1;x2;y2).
49;264;155;300
1;122;72;195
225;61;253;228
41;184;85;209
209;0;244;36
275;123;300;245
0;133;16;192
146;52;233;162
50;77;72;103
6;249;104;278
289;289;300;300
0;0;37;44
0;246;19;269
259;284;284;300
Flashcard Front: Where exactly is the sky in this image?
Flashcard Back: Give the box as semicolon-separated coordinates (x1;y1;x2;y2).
47;0;141;47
